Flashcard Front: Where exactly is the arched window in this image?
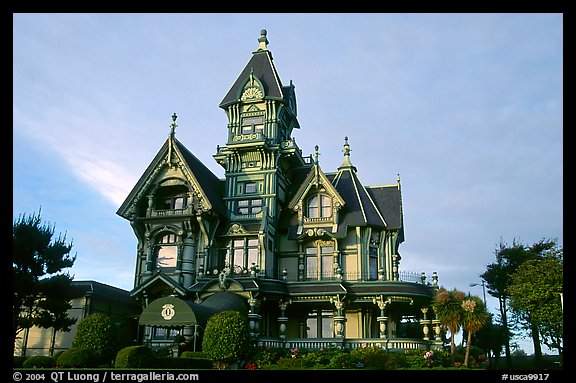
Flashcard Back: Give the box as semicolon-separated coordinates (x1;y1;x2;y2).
307;194;332;218
156;233;178;268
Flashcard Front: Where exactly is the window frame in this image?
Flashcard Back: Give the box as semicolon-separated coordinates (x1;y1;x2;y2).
306;194;332;219
156;232;178;269
237;198;263;215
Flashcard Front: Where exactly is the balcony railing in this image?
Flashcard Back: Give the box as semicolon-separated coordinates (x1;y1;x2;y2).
281;270;423;283
256;337;428;351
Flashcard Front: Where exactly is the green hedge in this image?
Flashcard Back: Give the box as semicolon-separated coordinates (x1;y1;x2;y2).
13;356;28;368
115;346;155;368
22;355;57;368
57;348;98;368
154;357;213;369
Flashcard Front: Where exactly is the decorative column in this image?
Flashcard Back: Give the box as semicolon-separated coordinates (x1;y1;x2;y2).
333;249;342;280
248;296;262;338
376;297;389;339
145;239;154;274
331;296;346;338
420;307;431;341
431;311;443;350
278;300;289;342
181;232;196;287
392;254;399;281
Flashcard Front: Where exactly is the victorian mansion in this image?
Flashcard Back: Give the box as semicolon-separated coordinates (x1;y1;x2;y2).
116;30;442;352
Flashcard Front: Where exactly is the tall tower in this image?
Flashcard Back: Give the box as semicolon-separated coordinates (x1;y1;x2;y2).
213;30;307;277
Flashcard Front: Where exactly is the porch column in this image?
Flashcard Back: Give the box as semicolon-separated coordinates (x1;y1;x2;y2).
431;311;443;350
278;300;289;341
376;297;390;339
331;296;346;338
248;296;262;338
420;307;431;341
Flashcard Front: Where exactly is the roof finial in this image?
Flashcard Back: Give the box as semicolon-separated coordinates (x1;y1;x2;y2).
343;136;351;157
170;113;178;137
338;136;357;172
258;29;269;50
314;145;320;165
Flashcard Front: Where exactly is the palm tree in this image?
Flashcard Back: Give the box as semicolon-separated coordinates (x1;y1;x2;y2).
433;288;465;361
461;296;490;367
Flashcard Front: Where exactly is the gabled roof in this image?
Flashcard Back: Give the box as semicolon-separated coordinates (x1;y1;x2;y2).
219;31;285;108
173;138;225;216
116;134;225;219
287;162;345;211
332;168;387;230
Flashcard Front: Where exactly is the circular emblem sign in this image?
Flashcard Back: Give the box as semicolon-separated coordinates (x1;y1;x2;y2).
161;303;175;320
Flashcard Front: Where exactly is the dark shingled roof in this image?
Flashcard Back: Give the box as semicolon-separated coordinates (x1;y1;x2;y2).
333;169;387;232
220;50;284;108
174;138;226;216
366;185;403;230
117;137;225;218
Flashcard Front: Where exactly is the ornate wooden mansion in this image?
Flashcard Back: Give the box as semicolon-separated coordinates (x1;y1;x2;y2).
117;30;443;352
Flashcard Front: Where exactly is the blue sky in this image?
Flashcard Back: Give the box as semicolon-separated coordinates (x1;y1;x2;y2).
13;13;562;353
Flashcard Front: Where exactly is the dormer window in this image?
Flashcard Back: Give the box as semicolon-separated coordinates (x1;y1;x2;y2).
161;195;186;210
155;185;188;211
307;194;332;218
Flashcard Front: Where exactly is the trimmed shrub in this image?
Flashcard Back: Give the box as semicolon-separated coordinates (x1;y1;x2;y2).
201;310;250;369
115;345;155;368
350;346;390;368
22;355;57;368
154;357;213;369
13;356;28;368
57;348;98;368
73;312;120;365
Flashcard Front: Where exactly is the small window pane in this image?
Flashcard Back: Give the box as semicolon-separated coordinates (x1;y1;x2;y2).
252;199;262;206
247;239;258;247
238;200;249;207
248;248;258;266
245;183;257;193
157;246;177;268
233;239;244;248
174;197;185;209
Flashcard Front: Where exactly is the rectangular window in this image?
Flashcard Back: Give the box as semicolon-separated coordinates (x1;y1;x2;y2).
230;238;259;270
369;246;378;280
321;246;334;279
237;199;263;215
306;247;318;280
241;116;265;134
306;310;334;338
244;182;257;193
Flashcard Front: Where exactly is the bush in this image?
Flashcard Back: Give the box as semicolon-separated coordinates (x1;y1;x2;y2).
13;356;28;368
115;346;155;368
22;355;57;368
201;310;250;369
350;346;390;368
57;348;98;368
180;351;214;369
73;313;120;365
154;357;213;369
